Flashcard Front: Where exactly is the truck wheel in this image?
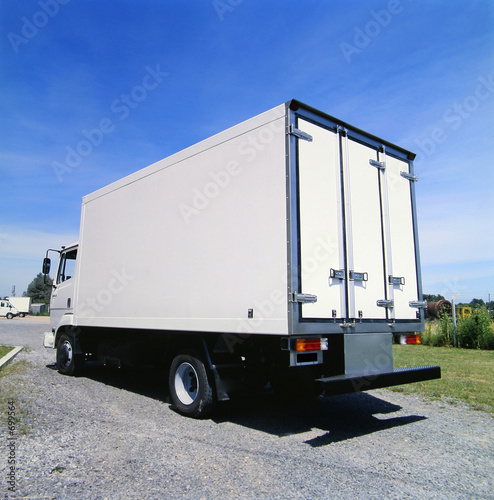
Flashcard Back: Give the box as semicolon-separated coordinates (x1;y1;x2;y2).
6;313;13;319
57;334;84;376
169;352;216;418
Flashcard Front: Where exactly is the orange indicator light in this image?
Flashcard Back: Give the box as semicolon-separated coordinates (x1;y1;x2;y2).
295;338;328;352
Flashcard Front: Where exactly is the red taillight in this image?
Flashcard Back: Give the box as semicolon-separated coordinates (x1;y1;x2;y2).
295;338;328;352
400;334;422;345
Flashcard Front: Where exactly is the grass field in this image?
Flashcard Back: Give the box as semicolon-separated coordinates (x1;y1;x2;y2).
392;344;494;413
0;345;14;359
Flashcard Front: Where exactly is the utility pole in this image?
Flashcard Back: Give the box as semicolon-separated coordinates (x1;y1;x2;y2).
452;294;458;348
11;285;15;297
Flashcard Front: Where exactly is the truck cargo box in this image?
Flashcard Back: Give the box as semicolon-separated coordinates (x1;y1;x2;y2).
73;100;425;336
43;100;439;417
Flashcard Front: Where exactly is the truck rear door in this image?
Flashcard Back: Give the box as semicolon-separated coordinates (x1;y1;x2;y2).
289;107;422;333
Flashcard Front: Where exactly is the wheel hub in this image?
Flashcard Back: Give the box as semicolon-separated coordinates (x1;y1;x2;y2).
174;362;199;405
60;341;72;368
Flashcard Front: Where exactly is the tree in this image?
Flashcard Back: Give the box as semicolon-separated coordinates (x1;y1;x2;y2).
470;298;485;308
26;273;53;304
423;293;445;302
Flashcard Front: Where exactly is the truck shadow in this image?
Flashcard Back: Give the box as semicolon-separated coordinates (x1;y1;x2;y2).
47;361;169;402
214;391;427;447
54;362;427;446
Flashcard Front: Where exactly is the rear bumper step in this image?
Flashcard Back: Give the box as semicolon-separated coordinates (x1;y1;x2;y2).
317;365;441;396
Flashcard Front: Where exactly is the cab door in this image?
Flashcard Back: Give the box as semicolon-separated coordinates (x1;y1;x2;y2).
50;247;78;330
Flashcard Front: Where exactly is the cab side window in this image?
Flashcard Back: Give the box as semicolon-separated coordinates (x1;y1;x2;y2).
57;249;77;284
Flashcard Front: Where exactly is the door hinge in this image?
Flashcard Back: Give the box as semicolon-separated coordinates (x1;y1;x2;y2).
400;171;418;182
290;292;317;303
377;299;394;308
409;300;427;309
289;124;313;142
369;159;385;170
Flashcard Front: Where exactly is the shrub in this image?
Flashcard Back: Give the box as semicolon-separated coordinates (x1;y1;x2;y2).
458;307;493;349
480;325;494;350
422;308;494;350
422;316;453;347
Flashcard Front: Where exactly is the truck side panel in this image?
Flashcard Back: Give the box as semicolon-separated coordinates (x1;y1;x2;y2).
75;105;290;335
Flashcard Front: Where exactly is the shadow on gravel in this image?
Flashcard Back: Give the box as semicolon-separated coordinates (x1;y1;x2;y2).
213;391;427;447
48;361;169;402
49;362;426;446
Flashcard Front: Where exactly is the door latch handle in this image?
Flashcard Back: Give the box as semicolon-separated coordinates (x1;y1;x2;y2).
330;268;345;280
349;271;368;281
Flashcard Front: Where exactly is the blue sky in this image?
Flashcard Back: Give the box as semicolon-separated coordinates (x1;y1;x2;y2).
0;0;493;304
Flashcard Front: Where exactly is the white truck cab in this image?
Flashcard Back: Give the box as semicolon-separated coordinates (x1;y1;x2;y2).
42;243;78;348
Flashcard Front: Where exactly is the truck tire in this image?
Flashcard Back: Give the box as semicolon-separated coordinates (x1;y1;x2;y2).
57;334;84;376
169;352;216;418
6;313;13;319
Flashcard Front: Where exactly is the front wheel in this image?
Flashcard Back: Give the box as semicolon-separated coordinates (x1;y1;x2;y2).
57;333;84;376
6;313;13;319
169;352;216;418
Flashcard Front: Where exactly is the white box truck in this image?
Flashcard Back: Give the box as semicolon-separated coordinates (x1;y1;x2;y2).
43;100;440;417
7;297;31;317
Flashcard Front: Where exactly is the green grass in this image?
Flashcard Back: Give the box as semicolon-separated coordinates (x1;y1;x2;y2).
0;345;15;358
392;344;494;413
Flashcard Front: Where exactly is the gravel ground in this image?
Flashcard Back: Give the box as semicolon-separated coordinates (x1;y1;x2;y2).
1;317;493;499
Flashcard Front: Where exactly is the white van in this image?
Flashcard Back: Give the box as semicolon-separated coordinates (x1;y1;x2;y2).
0;300;19;319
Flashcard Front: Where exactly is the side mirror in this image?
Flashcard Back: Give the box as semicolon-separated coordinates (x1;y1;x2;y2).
42;258;51;275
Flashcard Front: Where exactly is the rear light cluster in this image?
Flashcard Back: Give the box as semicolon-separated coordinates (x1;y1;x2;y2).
295;337;329;352
400;334;422;345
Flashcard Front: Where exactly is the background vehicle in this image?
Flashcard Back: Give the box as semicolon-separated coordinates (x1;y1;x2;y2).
43;100;440;417
0;300;19;319
7;297;31;317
